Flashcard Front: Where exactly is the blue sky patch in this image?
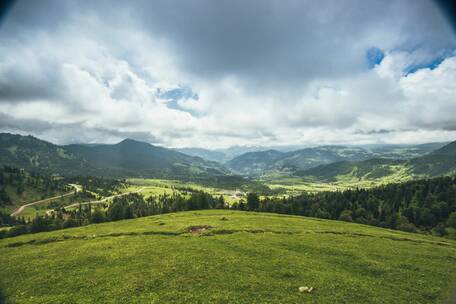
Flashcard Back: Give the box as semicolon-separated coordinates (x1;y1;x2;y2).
156;86;200;115
366;47;385;69
157;86;198;101
404;50;454;75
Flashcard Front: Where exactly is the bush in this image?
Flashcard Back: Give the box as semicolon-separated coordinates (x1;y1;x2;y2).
397;222;417;233
447;212;456;229
6;225;28;237
432;224;447;236
339;210;353;222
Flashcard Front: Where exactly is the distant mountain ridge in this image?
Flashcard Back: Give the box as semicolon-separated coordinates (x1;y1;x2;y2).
175;148;229;163
0;133;228;180
297;141;456;182
224;143;447;177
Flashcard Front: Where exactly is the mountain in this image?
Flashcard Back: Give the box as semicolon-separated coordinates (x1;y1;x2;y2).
297;158;409;183
66;139;229;179
298;141;456;182
226;143;450;177
0;133;91;175
225;150;285;176
0;133;229;180
226;146;372;176
409;141;456;176
365;142;449;159
176;148;229;163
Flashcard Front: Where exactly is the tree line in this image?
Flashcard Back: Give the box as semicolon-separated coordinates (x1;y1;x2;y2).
0;191;226;238
0;166;69;207
1;175;455;239
232;176;456;237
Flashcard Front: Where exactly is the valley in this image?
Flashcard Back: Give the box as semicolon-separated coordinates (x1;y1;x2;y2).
1;133;456;303
2;1;456;302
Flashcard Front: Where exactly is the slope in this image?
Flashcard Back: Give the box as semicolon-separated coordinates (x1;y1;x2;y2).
298;141;456;183
225;149;285;175
65;139;229;179
227;146;372;176
410;140;456;176
0;210;455;303
0;133;90;175
0;133;231;181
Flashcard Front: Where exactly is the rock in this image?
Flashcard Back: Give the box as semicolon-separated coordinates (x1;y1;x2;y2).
299;286;313;293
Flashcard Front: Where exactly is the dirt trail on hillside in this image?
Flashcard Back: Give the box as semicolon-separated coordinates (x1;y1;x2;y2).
10;184;82;217
61;187;145;210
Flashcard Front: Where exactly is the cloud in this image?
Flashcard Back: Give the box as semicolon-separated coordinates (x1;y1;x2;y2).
0;0;455;148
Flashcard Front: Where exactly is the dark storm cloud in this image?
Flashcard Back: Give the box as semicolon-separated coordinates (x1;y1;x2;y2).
0;112;53;132
0;0;455;147
132;0;456;86
3;0;455;88
0;113;162;145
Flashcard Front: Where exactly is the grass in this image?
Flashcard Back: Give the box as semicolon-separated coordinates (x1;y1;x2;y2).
128;178;243;204
263;165;415;194
1;210;455;303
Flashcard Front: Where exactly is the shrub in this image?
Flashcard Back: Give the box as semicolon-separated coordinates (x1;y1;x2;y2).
339;210;353;222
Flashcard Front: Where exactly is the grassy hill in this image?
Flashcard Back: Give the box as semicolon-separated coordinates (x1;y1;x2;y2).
0;210;455;303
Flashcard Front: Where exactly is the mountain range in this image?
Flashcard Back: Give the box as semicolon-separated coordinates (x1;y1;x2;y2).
0;133;228;180
297;141;456;183
224;143;448;177
0;133;455;184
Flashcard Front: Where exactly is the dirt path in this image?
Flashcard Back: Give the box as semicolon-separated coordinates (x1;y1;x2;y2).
10;184;82;217
61;187;145;211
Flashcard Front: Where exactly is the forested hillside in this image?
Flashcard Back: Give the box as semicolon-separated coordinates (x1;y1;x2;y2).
0;166;69;208
244;176;456;237
225;143;448;177
298;141;456;183
0;133;231;181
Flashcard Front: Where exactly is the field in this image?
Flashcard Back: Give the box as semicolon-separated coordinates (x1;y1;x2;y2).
1;210;455;303
128;178;244;204
263;165;414;194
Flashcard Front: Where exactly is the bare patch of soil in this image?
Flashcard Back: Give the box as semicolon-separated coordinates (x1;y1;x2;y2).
186;225;213;235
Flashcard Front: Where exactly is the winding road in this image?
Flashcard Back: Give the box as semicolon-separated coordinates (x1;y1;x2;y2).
10;184;82;217
11;186;146;217
61;187;145;211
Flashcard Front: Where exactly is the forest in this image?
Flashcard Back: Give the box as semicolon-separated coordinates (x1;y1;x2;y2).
239;176;456;237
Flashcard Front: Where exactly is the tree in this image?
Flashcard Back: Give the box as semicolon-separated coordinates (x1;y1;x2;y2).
91;208;105;223
339;210;353;222
447;212;456;229
107;201;125;221
247;193;260;211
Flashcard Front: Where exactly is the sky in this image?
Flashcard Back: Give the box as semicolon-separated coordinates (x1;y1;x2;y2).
0;0;456;149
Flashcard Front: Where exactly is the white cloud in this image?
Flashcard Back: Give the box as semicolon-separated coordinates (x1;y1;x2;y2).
0;0;455;148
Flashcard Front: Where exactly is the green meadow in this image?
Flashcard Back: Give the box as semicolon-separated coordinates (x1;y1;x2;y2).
128;178;244;204
1;210;455;304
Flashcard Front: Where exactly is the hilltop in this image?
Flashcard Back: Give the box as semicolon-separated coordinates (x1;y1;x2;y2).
0;210;455;303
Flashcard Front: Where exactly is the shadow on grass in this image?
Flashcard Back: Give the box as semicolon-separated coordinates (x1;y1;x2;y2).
0;284;6;304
